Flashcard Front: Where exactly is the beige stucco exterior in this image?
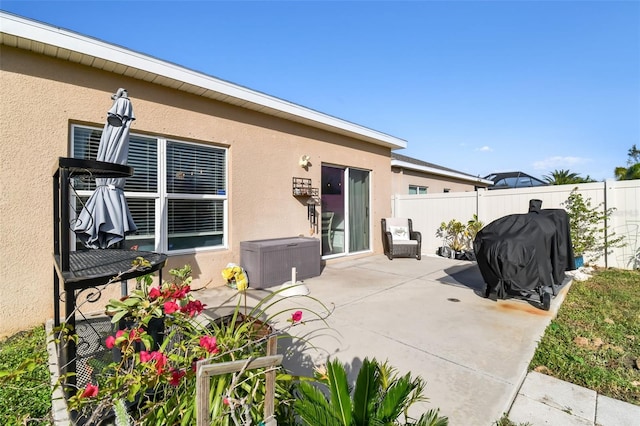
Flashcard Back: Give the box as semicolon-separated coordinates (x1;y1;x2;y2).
0;44;397;337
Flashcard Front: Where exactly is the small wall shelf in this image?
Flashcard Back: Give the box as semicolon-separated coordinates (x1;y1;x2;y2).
292;177;312;196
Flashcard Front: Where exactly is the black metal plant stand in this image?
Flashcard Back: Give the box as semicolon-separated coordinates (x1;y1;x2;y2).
52;157;167;396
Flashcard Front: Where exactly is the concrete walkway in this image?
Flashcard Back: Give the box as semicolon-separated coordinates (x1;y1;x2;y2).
510;371;640;426
198;254;638;425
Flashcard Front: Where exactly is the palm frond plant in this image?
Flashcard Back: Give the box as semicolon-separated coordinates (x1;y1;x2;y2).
294;357;448;426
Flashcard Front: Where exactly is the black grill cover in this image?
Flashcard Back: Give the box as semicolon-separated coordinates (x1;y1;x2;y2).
473;205;575;298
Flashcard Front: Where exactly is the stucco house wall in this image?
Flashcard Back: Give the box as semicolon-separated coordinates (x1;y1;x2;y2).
391;153;492;195
391;168;481;194
0;15;404;337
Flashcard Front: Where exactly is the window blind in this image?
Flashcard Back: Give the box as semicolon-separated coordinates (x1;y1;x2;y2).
166;141;226;194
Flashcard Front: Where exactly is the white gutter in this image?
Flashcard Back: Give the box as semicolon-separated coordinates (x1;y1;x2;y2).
0;12;407;150
392;159;494;185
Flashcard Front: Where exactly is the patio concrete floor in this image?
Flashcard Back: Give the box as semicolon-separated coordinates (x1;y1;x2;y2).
198;254;569;426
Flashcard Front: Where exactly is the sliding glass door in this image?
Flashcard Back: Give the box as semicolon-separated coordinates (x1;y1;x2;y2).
321;165;370;257
348;168;370;252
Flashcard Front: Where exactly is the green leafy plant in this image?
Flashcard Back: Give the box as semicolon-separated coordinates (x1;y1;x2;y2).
437;219;468;252
59;264;331;425
562;188;625;263
294;357;448;425
0;325;53;425
437;215;484;254
466;214;484;245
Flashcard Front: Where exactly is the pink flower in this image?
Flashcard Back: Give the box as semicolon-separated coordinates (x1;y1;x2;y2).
149;287;161;299
139;350;152;363
106;329;128;349
199;336;219;354
223;397;230;406
140;350;168;374
181;300;205;317
105;335;116;349
169;369;186;386
163;301;180;314
128;328;143;342
171;285;191;299
80;383;99;398
291;310;303;323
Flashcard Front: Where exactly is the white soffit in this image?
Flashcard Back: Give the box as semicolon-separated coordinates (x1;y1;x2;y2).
0;12;407;150
391;159;493;185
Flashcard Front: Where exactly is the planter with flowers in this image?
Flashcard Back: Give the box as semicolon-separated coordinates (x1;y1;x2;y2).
60;264;330;425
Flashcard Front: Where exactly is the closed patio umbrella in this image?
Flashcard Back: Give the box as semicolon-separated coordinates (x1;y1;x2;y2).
74;88;137;248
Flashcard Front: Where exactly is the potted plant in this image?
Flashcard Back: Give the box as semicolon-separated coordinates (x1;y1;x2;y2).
437;219;467;259
437;215;483;260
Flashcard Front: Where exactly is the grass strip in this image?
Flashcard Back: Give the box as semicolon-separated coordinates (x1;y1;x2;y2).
530;268;640;405
0;324;53;425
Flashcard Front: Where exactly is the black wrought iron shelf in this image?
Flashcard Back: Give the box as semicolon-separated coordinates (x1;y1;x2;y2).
53;250;167;290
52;157;168;396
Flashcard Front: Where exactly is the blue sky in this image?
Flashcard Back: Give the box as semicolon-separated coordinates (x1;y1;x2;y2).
3;1;639;181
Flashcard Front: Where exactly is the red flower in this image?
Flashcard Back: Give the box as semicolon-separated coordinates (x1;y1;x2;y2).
140;350;168;375
149;287;161;299
163;301;180;314
171;285;191;299
106;329;128;349
223;397;230;406
128;328;144;342
140;350;152;363
105;335;116;349
291;310;303;323
169;369;186;386
181;300;205;317
199;336;219;354
80;383;99;398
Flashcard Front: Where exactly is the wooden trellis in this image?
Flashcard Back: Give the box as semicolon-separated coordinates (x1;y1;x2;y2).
196;336;281;426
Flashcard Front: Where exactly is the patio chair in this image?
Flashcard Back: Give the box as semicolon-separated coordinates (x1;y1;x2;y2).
322;211;335;253
381;218;422;260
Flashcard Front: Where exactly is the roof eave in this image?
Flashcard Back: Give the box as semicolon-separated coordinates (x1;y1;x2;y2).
392;159;493;185
0;12;407;150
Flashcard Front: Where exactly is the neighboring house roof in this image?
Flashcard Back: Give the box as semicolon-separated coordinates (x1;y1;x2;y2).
0;11;406;150
391;153;493;186
483;171;547;189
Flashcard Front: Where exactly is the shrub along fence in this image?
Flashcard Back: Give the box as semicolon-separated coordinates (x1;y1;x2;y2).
392;180;640;270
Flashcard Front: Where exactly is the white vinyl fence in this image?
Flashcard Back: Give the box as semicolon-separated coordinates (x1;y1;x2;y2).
392;180;640;270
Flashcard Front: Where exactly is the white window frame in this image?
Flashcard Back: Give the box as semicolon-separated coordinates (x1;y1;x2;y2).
409;185;428;195
71;124;228;254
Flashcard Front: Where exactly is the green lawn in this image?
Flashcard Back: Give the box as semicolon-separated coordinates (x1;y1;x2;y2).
0;325;53;426
530;268;640;405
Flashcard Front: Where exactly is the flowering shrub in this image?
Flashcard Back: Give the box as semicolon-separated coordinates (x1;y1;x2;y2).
61;264;332;425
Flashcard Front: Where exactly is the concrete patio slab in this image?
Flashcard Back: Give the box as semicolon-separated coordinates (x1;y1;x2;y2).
199;254;569;425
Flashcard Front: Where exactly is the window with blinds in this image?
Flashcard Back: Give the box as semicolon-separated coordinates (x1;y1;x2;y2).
72;125;227;253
